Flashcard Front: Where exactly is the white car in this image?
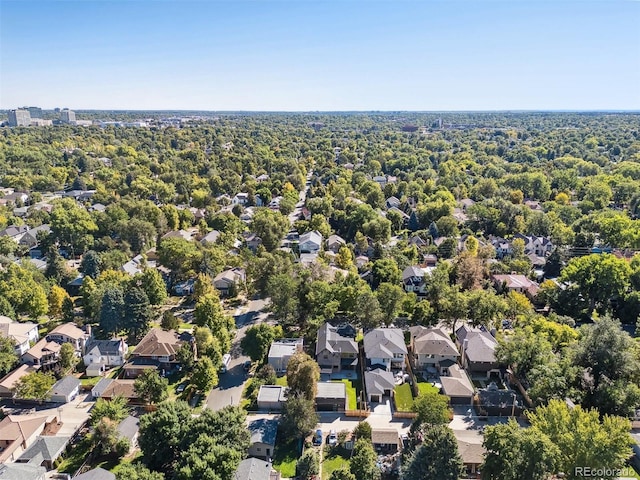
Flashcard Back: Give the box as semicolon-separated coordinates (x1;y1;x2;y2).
327;430;337;446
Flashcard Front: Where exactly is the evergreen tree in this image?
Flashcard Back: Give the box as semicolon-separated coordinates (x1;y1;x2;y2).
99;287;125;337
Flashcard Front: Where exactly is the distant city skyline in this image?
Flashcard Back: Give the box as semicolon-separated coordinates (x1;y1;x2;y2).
1;0;639;111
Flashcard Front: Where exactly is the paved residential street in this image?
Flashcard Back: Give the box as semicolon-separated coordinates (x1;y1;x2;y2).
205;298;268;411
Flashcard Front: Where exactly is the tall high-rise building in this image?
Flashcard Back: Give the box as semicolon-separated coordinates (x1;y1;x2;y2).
7;109;31;127
27;107;43;119
60;109;76;124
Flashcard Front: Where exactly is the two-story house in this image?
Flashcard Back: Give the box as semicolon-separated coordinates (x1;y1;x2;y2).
123;328;192;378
401;266;433;295
456;325;501;379
409;326;459;375
363;328;407;372
268;338;303;373
83;339;128;377
315;323;358;374
46;323;90;354
513;234;554;257
326;234;346;254
491;274;540;300
299;230;322;254
21;339;61;368
213;267;246;296
0;316;39;355
232;193;249;206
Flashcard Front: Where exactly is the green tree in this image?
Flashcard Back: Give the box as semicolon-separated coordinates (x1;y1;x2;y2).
350;438;381;480
114;463;165;480
80;250;102;279
251;208;290;251
90;395;129;426
175;436;242;480
527;399;633;480
329;467;356;480
402;426;463;480
353;421;372;441
375;282;405;326
50;198;99;255
123;287;153;341
176;342;195;369
93;417;130;458
134;369;168;405
99;287;125;337
286;352;320;400
296;448;320;480
194;292;233;352
482;419;559;480
559;254;631;316
59;342;76;370
13;371;55;401
280;393;319;439
266;273;300;327
0;335;18;377
413;391;450;427
192;357;218;392
241;323;283;363
138;268;168;305
161;310;179;330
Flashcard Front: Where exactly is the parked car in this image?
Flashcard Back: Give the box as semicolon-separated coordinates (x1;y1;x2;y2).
243;360;252;371
219;353;232;373
313;429;323;446
327;430;337;446
176;383;186;393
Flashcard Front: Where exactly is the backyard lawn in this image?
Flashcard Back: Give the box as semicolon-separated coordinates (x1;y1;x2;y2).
275;375;288;387
394;383;414;411
417;381;439;397
335;379;358;410
322;446;351;479
272;439;300;478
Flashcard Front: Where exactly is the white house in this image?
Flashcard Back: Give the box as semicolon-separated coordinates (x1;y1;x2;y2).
83;339;128;377
299;230;322;254
363;329;407;372
0;316;39;355
47;323;90;353
232;193;250;206
267;338;303;373
401;265;433;295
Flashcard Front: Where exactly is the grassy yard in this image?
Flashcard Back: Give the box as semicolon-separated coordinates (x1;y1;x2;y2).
394;383;414;411
335;379;357;410
322;446;351;479
272;439;300;478
275;375;288;387
417;381;439;397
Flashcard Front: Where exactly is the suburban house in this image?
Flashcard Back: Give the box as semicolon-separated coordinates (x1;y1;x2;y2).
83;339;128;377
385;196;401;209
456;326;501;378
315;323;358;374
46;323;90;353
371;429;400;453
256;385;287;411
0;415;48;463
20;338;62;369
15;436;70;470
363;328;407;372
490;237;512;259
0;224;29;240
298;230;322;254
173;278;195;296
477;383;523;416
491;274;540;299
248;418;278;460
440;364;475;405
457;439;485;477
513;234;554;257
0;464;46;480
244;233;263;252
213;267;246;296
267;338;303;373
234;458;279;480
123;328;192;378
97;379;141;404
0;316;39;355
73;467;116;480
401;266;432;295
315;382;347;411
116;416;140;453
200;230;221;245
18;225;50;249
161;229;193;241
0;365;38;398
364;369;395;403
232;193;249;206
409;326;459;375
326;234;346;253
49;376;81;403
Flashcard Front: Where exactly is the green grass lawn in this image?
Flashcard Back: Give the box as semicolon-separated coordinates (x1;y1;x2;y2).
275;375;288;387
79;376;102;388
322;446;351;480
335;379;357;410
394;383;414;411
417;381;439;396
272;439;300;478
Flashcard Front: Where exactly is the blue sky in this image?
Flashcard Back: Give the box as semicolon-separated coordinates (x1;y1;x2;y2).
1;0;639;111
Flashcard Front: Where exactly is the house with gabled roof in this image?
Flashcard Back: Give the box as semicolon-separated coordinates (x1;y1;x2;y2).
326;234;346;254
299;230;322;254
0;415;48;463
440;364;475;405
364;368;395;403
248;418;278;460
21;339;61;368
491;274;540;300
0;463;46;480
234;458;278;480
0;316;39;356
363;328;407;372
409;326;459;375
456;325;501;378
83;338;128;377
16;436;70;470
123;328;192;378
315;323;358;374
213;267;246;296
46;323;90;353
401;265;433;295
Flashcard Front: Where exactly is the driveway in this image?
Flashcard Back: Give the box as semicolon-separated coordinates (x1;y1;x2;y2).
205;298;268;411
